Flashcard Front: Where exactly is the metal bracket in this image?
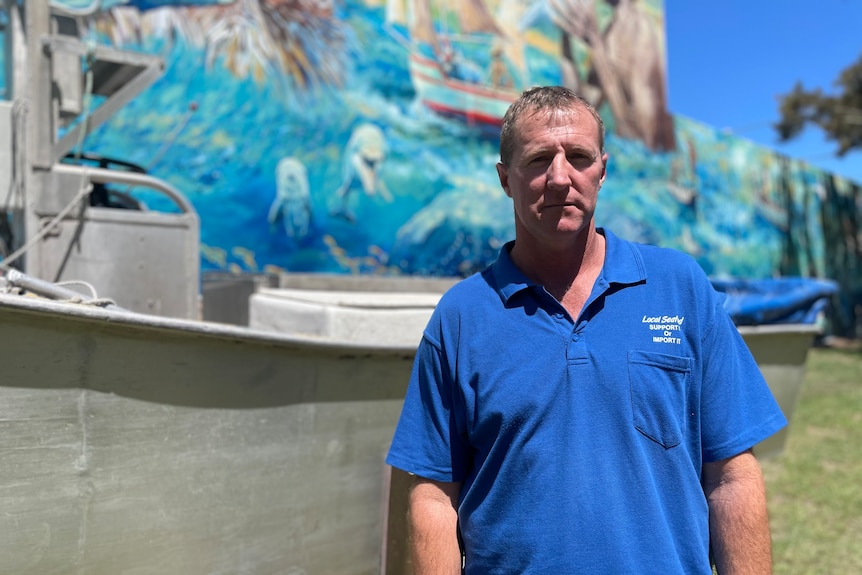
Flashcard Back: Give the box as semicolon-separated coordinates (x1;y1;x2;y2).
42;34;164;163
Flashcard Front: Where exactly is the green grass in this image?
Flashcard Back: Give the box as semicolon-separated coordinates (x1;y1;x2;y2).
761;346;862;574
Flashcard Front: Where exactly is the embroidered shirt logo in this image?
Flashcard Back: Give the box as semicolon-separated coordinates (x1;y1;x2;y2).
642;315;685;345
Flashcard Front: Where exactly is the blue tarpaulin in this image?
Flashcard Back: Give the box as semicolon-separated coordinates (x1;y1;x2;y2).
710;277;840;326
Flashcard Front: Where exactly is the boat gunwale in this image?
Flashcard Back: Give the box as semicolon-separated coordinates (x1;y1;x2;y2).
0;292;421;357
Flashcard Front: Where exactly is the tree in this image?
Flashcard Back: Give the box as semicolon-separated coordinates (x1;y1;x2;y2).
775;52;862;155
776;54;862;338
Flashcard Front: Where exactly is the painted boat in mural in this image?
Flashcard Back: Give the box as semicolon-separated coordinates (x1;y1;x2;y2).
386;0;524;126
408;51;517;126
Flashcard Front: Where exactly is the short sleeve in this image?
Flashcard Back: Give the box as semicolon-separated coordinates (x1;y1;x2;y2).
386;333;471;482
699;300;788;462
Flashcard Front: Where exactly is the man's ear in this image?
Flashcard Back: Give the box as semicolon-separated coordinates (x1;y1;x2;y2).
496;163;511;197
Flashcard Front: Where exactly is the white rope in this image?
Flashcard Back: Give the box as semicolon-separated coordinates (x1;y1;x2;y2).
2;268;119;309
55;279;99;299
54;296;118;308
53;279;120;309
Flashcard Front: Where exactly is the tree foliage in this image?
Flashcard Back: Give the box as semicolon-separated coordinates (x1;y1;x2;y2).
775;52;862;155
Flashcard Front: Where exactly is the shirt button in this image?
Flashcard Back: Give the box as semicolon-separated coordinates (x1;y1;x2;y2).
572;333;580;342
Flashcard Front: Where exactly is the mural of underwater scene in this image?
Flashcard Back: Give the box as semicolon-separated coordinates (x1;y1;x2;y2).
23;0;862;334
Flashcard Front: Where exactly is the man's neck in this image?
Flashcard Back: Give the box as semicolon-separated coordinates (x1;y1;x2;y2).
510;228;606;305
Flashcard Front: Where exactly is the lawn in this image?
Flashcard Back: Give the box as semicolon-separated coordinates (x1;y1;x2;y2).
761;346;862;574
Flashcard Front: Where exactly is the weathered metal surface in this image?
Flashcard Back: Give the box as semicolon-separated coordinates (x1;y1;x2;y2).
31;164;201;320
0;294;414;574
33;204;199;319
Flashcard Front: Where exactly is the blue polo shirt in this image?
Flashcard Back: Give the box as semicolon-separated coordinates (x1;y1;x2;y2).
386;229;786;574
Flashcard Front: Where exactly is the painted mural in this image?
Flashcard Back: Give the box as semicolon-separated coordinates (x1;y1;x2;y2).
2;0;861;336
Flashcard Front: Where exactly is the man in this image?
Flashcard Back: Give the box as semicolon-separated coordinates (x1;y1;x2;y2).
386;86;786;574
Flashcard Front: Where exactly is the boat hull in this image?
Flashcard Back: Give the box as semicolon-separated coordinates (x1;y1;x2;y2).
0;294;413;574
0;287;818;573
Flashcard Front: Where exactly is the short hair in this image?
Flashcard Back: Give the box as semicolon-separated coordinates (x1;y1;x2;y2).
499;86;605;166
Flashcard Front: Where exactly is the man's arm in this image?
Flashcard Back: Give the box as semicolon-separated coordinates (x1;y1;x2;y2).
408;476;462;575
702;449;772;574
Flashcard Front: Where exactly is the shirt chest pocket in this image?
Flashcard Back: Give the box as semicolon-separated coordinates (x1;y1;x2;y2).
628;350;692;449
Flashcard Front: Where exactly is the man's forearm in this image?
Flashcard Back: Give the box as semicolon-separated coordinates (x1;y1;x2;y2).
409;478;462;575
704;451;772;574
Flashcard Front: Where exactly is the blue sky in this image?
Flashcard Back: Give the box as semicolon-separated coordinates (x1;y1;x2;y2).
664;0;862;184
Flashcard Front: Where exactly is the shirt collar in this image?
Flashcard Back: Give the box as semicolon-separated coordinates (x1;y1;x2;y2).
491;241;533;303
490;228;647;305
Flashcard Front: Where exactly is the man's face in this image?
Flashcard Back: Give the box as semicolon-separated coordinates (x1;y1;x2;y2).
496;106;607;249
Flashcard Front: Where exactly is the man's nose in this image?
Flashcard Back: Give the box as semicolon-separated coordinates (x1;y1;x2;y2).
546;154;571;188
